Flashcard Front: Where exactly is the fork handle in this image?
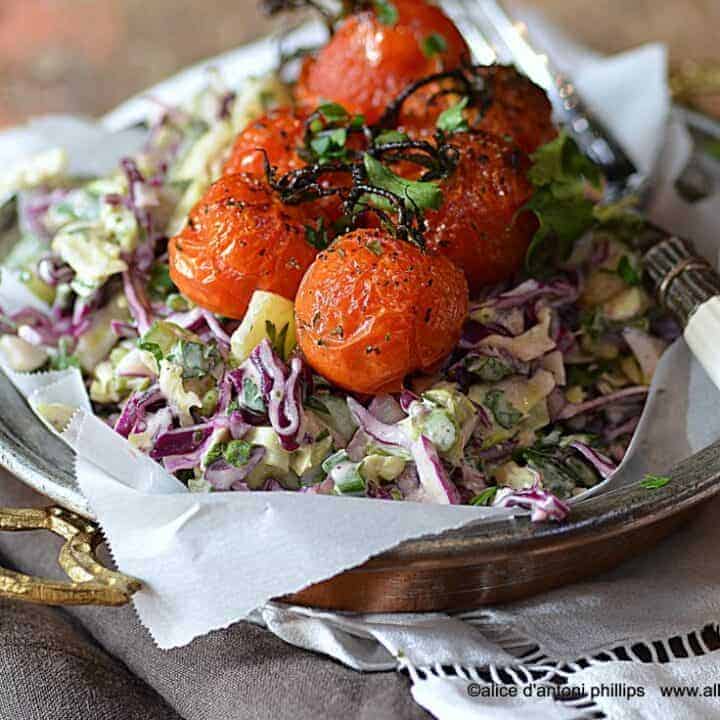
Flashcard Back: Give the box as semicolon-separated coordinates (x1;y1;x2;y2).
644;234;720;390
552;73;639;188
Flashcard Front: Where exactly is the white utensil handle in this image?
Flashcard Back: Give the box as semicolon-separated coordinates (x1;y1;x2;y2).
685;296;720;391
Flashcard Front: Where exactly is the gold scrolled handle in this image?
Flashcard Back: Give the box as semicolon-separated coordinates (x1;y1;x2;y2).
670;61;720;106
0;506;140;606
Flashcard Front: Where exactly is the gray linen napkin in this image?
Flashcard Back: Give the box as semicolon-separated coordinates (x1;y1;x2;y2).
0;471;429;720
0;596;180;720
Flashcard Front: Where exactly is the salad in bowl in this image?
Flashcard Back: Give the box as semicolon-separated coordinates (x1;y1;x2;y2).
0;0;677;521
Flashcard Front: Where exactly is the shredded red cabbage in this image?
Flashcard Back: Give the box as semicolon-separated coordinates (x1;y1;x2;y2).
347;397;410;449
569;441;617;479
557;386;649;421
411;435;461;505
494;485;570;523
206;447;265;491
114;386;164;437
246;340;307;450
150;424;213;460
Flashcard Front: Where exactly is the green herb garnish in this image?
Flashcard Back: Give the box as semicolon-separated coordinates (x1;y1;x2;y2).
224;439;252;467
201;388;219;417
437;97;469;134
305;396;330;415
484;389;522;430
49;337;80;371
265;320;290;360
363;153;443;212
421;32;448;58
466;355;514;382
166;340;218;379
471;486;499;506
138;341;164;363
148;262;176;299
242;377;266;414
374;0;398;26
306;103;363;164
204;442;225;468
310;127;348;162
305;218;330;251
374;130;410;146
524;132;602;274
640;474;670;490
617;255;641;286
366;239;383;256
316;102;349;124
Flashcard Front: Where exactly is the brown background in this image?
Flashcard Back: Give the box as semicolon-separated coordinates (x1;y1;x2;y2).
1;0;719;128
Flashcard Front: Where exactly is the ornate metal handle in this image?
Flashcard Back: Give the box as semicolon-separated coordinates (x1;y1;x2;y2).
0;506;140;606
643;232;720;325
643;231;720;393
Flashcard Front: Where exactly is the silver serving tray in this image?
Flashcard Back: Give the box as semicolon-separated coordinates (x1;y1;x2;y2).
2;22;720;612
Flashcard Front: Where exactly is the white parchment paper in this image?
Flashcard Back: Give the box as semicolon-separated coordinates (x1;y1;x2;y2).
2;34;720;648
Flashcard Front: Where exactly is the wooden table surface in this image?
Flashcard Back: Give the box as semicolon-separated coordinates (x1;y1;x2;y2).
1;0;719;128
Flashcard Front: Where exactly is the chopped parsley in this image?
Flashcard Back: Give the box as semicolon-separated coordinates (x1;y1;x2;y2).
138;341;164;363
421;33;448;58
242;377;266;414
316;102;349;124
640;474;671;490
204;439;253;468
374;129;409;146
471;486;499;506
306;103;364;164
363;153;443;212
374;0;398;26
524;132;602;274
204;442;225;468
484;389;522;430
467;355;514;382
265;320;290;360
617;255;641;286
310;127;348;162
225;439;252;467
366;239;383;256
305;218;330;250
437;97;469;134
49;337;80;371
148;262;176;299
167;340;219;379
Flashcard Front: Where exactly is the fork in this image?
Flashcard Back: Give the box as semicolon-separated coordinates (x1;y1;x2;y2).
446;0;720;393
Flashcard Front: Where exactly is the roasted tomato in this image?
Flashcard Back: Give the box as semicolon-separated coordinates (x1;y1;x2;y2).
223;106;349;227
401;65;557;155
471;65;557;154
424;130;537;293
169;173;322;319
295;0;469;125
224;107;307;177
295;228;468;394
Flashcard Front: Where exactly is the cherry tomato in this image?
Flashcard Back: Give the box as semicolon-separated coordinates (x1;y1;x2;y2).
224;106;351;228
295;0;469;125
424;130;538;293
295;228;468;394
471;65;557;154
169;173;322;319
224;107;307;177
400;64;557;155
